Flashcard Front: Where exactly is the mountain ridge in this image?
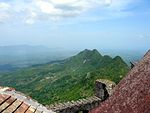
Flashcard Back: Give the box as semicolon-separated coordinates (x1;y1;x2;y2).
0;49;129;104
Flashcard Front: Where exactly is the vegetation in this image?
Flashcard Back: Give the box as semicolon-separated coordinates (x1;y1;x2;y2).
0;49;129;105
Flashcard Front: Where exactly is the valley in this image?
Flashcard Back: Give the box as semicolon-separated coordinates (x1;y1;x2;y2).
0;49;129;105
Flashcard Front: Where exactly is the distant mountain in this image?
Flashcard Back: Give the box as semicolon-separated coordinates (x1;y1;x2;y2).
0;49;129;105
0;45;49;54
0;45;78;71
100;49;146;65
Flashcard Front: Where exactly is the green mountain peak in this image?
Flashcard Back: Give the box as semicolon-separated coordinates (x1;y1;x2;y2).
113;56;126;64
0;49;129;105
77;49;102;58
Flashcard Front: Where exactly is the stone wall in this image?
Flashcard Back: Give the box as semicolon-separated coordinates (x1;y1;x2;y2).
48;79;116;113
48;96;101;113
95;79;116;100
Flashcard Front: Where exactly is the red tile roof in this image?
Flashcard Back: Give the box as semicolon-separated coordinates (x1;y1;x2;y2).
90;50;150;113
0;87;54;113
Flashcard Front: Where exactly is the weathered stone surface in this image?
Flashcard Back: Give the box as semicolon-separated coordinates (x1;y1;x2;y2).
95;81;109;100
48;96;102;113
90;50;150;113
95;79;116;96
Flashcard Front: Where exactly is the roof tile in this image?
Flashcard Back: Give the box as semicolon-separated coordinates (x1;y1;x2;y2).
90;50;150;113
14;102;29;113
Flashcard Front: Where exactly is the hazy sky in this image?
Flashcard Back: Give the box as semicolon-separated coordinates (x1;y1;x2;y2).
0;0;150;51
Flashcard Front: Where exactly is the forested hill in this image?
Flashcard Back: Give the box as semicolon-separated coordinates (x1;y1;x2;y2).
0;49;129;105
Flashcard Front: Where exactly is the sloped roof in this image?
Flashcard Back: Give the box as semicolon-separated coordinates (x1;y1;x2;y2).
0;87;54;113
90;50;150;113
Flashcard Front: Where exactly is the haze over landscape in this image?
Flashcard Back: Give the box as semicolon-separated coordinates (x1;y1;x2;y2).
0;0;150;112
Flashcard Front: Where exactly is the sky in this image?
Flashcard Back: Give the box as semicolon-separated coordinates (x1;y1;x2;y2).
0;0;150;51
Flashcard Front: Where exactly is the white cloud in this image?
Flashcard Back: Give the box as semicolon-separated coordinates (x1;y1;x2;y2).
0;2;10;23
0;0;138;24
0;2;10;9
25;11;37;24
36;1;61;14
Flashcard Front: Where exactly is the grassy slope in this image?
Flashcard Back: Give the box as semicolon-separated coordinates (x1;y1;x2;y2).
0;49;129;105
